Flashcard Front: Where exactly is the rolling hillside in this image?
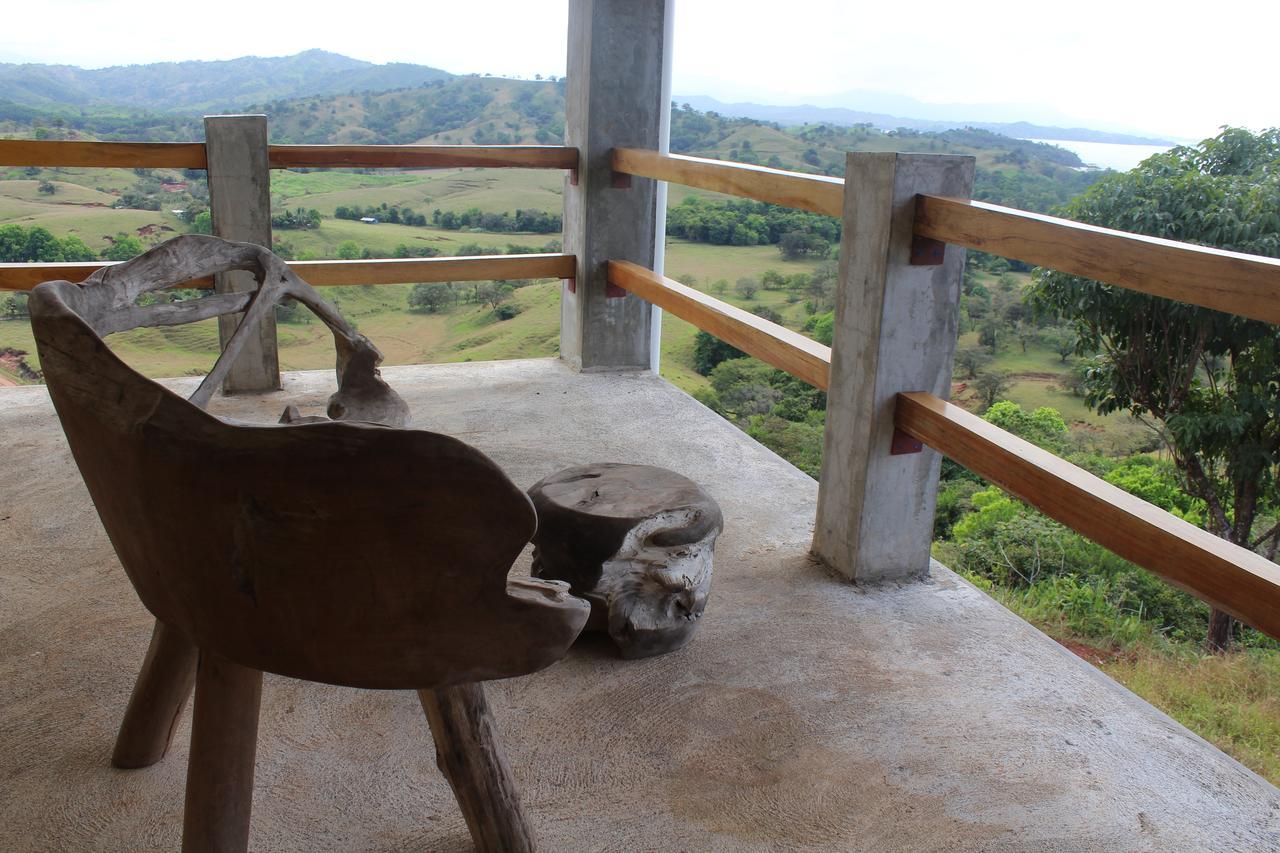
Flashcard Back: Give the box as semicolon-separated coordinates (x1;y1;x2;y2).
0;50;451;113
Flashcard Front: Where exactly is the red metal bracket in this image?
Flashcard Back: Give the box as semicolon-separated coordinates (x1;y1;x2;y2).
605;282;627;298
909;235;945;266
890;429;923;455
563;277;576;294
610;171;632;189
568;168;579;186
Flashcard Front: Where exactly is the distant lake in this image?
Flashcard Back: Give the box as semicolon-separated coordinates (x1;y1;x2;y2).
1024;138;1173;172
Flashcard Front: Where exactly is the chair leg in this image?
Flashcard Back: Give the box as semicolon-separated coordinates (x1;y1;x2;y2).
112;619;198;769
182;650;262;853
419;683;535;853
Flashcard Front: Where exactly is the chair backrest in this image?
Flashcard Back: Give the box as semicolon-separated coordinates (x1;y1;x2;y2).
30;279;588;690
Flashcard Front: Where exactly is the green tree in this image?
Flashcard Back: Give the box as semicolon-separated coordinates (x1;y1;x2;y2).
4;292;30;318
337;241;361;260
692;330;745;375
59;236;95;262
734;277;759;300
709;358;781;418
1032;127;1280;650
408;283;454;313
190;211;212;235
972;370;1012;412
983;401;1068;452
103;234;144;261
481;283;515;310
954;346;991;380
25;227;65;262
1043;326;1078;363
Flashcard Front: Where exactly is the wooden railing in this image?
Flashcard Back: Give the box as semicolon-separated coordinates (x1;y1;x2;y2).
0;139;578;293
0;254;576;292
0;139;578;172
610;149;1280;325
895;392;1280;637
609;146;1280;641
613;148;842;217
608;260;831;389
914;196;1280;325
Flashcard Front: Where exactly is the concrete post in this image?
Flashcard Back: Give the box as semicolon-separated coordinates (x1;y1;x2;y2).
560;0;673;372
813;152;974;583
204;114;279;393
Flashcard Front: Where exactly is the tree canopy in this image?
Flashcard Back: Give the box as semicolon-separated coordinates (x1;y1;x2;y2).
1031;127;1280;649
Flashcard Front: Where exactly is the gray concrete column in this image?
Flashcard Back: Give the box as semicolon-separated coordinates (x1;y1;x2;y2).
204;114;279;393
813;152;974;583
560;0;673;372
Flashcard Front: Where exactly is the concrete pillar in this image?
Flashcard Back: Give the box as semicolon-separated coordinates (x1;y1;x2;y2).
813;152;974;583
204;114;279;393
561;0;673;372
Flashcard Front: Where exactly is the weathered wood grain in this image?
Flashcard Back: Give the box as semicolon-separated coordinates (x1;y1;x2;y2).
111;621;198;769
914;195;1280;325
268;144;578;170
31;240;592;850
529;463;722;659
607;260;831;389
895;391;1280;640
419;684;535;853
0;254;576;291
612;148;844;216
182;651;262;853
289;253;576;286
0;139;207;168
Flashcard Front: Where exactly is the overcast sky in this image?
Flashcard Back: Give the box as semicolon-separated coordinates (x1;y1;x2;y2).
2;0;1275;141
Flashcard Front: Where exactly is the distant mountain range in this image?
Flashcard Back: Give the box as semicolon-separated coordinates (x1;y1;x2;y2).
673;96;1175;147
0;50;1171;146
0;50;451;113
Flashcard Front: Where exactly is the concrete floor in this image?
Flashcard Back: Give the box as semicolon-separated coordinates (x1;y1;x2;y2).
2;357;1278;851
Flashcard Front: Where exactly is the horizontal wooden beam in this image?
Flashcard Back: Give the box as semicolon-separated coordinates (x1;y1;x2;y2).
612;148;844;217
0;141;581;171
607;260;831;389
288;253;575;286
914;195;1280;325
0;262;129;290
0;140;207;169
268;145;579;170
895;391;1280;640
0;254;576;291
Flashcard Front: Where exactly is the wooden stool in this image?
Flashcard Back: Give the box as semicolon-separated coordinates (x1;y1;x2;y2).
528;463;722;659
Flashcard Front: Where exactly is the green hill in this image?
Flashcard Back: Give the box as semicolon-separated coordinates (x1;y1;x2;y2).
0;50;451;113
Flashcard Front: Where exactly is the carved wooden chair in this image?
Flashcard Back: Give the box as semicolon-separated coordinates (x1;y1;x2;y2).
29;236;590;852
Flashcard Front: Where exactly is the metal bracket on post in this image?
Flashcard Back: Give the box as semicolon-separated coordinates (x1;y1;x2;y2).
890;429;924;455
610;171;632;189
605;281;627;298
568;168;579;187
564;277;576;294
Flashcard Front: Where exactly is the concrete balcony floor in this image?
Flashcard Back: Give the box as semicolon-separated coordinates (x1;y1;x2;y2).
2;357;1278;851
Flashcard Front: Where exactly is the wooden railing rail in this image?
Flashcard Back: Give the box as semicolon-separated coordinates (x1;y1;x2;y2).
895;391;1280;639
267;144;578;170
607;260;832;390
609;147;1280;325
607;253;1280;641
611;148;844;217
0;140;208;169
914;195;1280;326
0;253;575;292
0;140;579;172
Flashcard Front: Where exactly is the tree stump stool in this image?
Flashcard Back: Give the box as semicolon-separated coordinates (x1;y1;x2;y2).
528;463;723;659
